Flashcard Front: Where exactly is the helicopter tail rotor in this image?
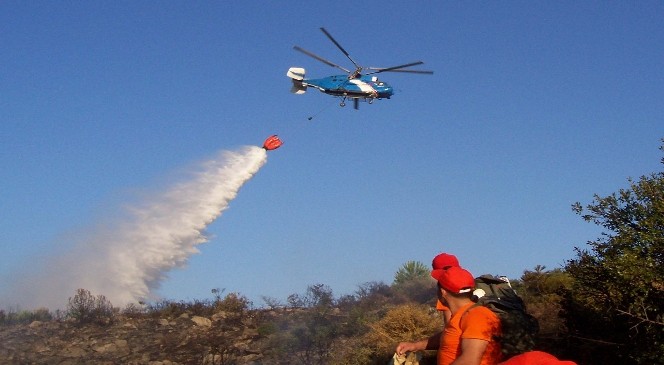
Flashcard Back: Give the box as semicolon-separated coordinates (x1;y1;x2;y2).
287;67;305;80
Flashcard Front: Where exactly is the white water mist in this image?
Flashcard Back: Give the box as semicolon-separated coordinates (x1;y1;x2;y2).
3;146;267;309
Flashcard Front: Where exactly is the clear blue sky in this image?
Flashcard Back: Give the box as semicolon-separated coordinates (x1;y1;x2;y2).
2;1;663;309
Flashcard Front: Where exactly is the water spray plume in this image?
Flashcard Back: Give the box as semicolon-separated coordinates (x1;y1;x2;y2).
2;146;268;309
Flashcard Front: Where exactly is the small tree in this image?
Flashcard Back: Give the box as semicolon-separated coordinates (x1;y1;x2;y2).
393;261;429;286
67;288;115;325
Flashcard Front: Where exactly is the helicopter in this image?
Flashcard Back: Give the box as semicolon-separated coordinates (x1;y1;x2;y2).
287;27;433;110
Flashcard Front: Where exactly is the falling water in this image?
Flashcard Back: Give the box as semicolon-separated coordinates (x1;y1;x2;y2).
3;146;267;309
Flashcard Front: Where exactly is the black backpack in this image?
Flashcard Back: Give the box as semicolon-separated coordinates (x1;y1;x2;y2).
468;275;540;359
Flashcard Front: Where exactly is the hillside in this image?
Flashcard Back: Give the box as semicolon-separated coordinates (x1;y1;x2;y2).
1;310;267;365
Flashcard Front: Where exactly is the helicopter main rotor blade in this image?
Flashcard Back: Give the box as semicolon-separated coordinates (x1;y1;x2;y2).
293;46;352;73
368;68;435;74
366;61;434;75
320;27;361;70
382;69;434;74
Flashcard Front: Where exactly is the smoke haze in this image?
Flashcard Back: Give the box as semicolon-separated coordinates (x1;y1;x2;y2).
2;146;267;310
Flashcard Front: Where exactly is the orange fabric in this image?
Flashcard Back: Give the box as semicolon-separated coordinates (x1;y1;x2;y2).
498;351;578;365
436;300;450;312
438;302;502;365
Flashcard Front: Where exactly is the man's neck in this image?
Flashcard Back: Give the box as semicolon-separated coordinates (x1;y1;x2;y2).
447;298;473;316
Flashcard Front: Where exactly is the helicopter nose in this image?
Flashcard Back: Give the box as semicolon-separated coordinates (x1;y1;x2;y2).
382;85;394;97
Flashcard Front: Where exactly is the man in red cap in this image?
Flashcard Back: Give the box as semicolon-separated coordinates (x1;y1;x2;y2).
396;265;502;365
432;253;460;320
432;253;460;270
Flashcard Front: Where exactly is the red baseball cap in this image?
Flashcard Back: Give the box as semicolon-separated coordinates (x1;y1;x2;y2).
431;253;460;270
431;266;475;294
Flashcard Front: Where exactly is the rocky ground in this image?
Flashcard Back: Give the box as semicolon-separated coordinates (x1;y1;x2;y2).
0;311;267;365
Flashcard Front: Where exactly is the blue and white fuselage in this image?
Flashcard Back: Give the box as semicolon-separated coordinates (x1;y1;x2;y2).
304;74;394;99
287;67;393;108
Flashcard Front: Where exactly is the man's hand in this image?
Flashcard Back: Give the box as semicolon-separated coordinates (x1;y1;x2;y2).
395;341;423;356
